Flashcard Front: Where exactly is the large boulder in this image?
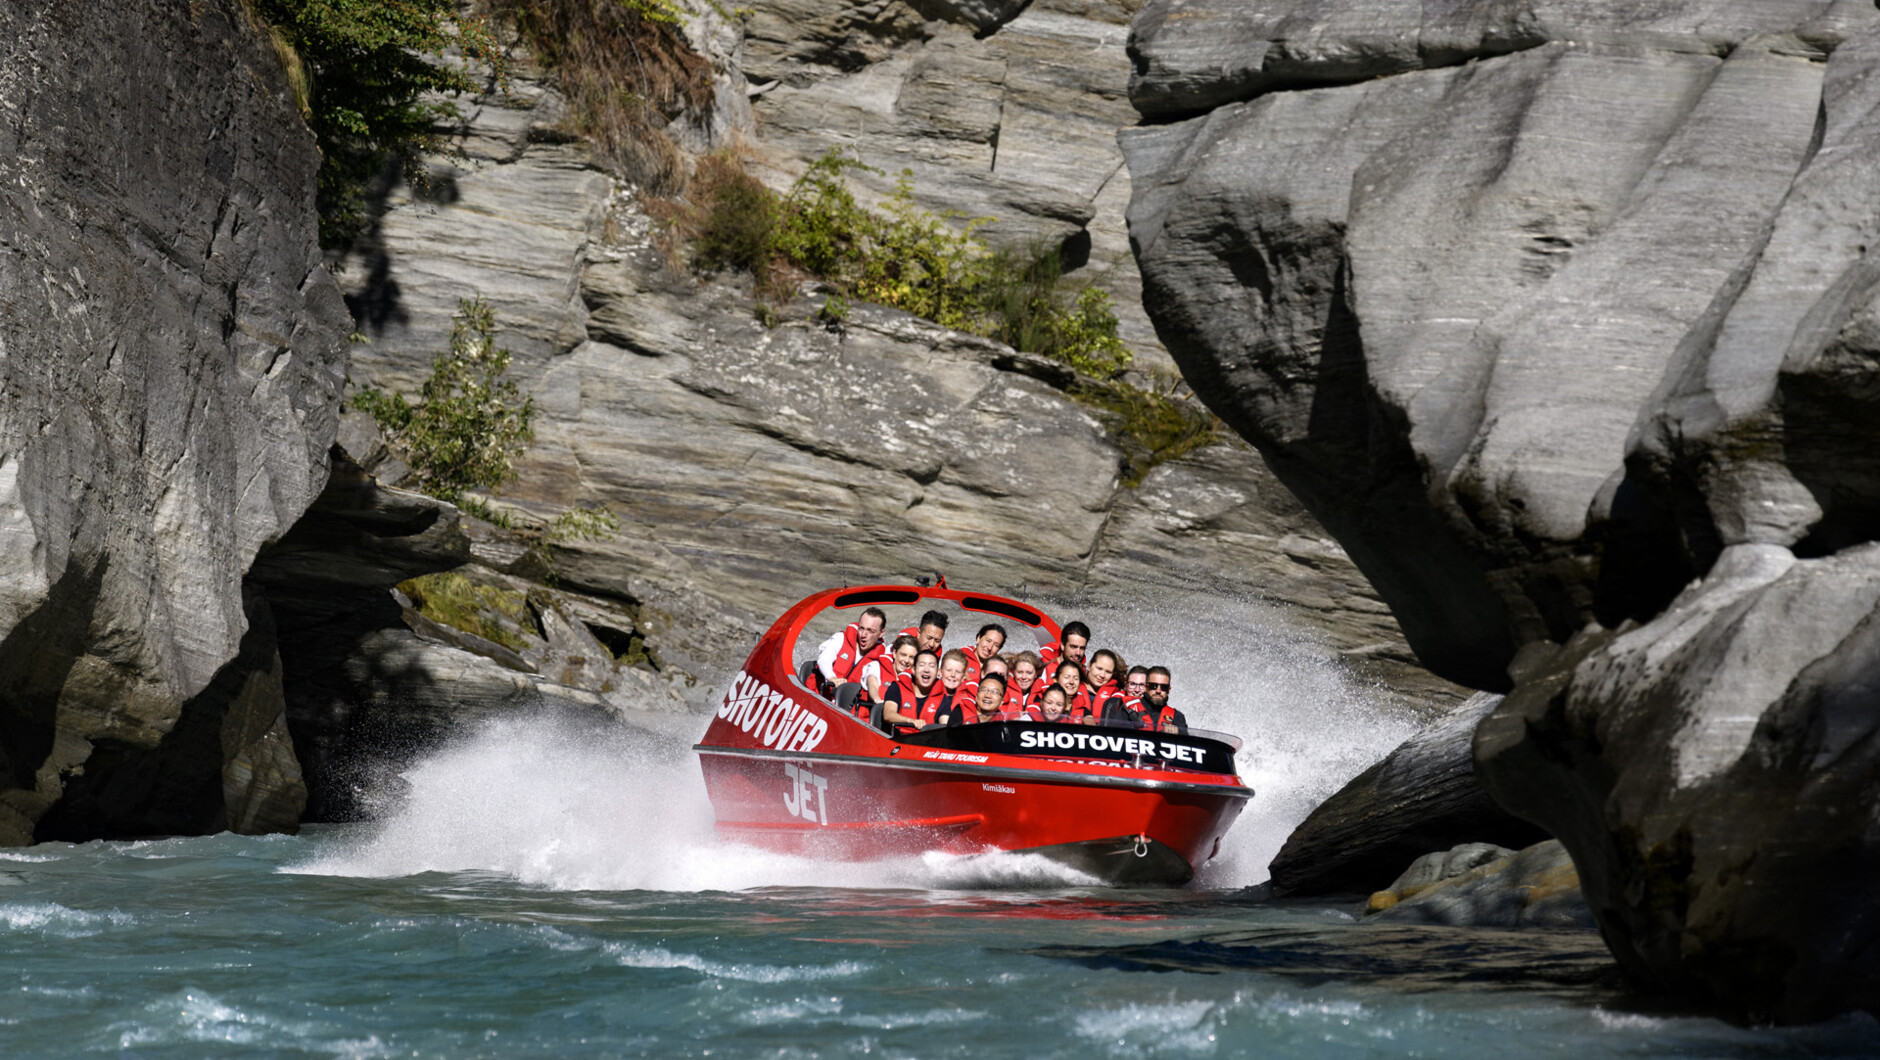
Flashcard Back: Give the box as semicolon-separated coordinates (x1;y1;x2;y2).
1477;544;1880;1020
1125;0;1880;1020
1267;692;1545;896
0;1;349;842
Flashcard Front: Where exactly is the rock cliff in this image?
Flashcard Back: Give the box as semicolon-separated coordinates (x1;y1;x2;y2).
331;34;1464;722
0;1;350;843
1125;0;1880;1021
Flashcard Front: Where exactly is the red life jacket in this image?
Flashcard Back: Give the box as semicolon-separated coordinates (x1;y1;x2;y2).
1005;678;1036;709
889;676;948;733
1039;643;1060;672
829;623;887;686
861;654;898;703
1070;681;1117;723
1152;705;1187;733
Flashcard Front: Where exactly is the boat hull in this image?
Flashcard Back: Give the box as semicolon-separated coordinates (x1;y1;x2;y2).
697;746;1246;884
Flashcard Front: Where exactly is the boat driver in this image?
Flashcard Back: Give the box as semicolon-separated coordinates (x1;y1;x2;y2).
1144;666;1188;734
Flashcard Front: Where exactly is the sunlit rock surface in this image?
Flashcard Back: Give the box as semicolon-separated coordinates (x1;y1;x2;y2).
1124;0;1880;1021
333;55;1466;713
0;0;349;843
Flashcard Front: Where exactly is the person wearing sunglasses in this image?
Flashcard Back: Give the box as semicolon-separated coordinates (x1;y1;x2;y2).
1142;666;1187;734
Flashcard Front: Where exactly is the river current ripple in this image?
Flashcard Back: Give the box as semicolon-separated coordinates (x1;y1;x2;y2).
3;827;1877;1058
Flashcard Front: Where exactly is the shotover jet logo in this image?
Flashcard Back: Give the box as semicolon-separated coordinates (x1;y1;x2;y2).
718;670;829;752
782;763;828;825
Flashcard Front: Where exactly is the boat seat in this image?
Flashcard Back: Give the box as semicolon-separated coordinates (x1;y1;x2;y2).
796;659;827;699
834;682;865;722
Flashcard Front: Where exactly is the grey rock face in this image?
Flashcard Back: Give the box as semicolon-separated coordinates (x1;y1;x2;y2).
0;1;349;842
1267;692;1544;896
337;60;1466;713
1126;0;1880;1020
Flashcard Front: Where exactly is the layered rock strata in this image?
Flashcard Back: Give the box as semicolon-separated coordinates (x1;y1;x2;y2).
0;0;349;842
1125;0;1880;1020
334;54;1464;710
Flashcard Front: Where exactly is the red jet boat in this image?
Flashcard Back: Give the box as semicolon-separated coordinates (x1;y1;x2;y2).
694;583;1252;884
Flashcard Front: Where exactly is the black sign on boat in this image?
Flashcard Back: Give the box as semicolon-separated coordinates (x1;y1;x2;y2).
897;722;1238;776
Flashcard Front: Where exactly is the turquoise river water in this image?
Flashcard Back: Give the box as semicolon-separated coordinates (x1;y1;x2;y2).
5;603;1878;1057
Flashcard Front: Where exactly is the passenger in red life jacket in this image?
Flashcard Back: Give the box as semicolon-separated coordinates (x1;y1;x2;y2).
935;649;976;725
1006;651;1044;708
959;623;1006;683
814;606;887;696
895;610;949;656
1035;684;1071;723
1078;650;1122;725
860;635;919;715
952;672;1007;726
1048;659;1087;720
1038;621;1089;675
1142;666;1188;734
882;648;945;734
1103;665;1152;729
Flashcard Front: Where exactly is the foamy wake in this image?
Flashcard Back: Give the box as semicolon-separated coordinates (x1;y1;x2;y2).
294;593;1420;892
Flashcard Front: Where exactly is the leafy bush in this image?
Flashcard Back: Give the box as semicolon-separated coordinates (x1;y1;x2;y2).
243;0;507;248
683;149;1131;376
694;155;778;274
1073;374;1223;487
352;297;536;503
977;246;1131;377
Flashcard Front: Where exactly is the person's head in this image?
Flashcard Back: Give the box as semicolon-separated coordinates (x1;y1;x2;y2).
891;635;920;672
912;649;940;688
1039;685;1068;720
1125;666;1148;699
916;610;949;653
1086;649;1119;690
1012;651;1042;687
1060;621;1090;664
982;655;1009;680
940;649;970;689
1054;660;1083;695
856;607;887;651
975;673;1006;718
973;623;1007;662
1145;666;1171;708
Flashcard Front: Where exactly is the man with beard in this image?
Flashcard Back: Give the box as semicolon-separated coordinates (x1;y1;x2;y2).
1143;666;1188;734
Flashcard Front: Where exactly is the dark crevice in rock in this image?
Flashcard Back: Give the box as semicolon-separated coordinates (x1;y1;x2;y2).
35;585;301;841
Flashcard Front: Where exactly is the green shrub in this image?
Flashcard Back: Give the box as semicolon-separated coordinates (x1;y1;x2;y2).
687;149;1131;374
696;161;778;274
352;297;536;503
243;0;508;248
398;571;535;653
1073;375;1222;487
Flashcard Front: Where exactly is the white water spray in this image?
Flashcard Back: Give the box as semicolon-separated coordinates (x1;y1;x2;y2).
295;591;1420;892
